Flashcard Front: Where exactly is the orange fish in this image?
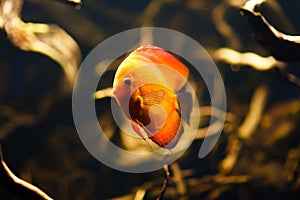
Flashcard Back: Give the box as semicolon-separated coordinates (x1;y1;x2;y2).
112;45;191;149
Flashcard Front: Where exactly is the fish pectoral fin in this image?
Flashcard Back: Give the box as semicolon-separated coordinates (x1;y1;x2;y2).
177;91;193;124
142;89;166;106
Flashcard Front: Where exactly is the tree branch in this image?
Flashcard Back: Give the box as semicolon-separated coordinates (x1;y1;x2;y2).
0;145;53;200
241;0;300;62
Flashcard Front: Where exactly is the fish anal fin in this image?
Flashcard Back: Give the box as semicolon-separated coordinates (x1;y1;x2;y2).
131;121;153;150
131;121;145;139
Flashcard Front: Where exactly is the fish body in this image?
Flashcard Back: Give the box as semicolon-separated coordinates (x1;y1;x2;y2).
112;45;191;149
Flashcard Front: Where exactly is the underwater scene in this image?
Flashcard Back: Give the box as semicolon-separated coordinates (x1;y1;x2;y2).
0;0;300;199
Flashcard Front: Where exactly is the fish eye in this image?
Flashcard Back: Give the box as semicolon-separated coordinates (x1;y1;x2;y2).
124;78;131;86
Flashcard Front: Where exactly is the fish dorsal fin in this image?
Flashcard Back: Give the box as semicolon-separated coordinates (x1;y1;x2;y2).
133;46;189;92
156;65;188;93
113;46;189;93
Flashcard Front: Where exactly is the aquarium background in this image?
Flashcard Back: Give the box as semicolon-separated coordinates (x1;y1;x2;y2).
1;0;300;199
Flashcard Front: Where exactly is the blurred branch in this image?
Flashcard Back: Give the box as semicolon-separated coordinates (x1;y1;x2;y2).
137;0;176;46
219;135;242;175
112;165;250;200
275;67;300;88
0;0;81;90
0;91;58;140
133;188;146;200
214;47;300;88
260;99;300;147
212;1;241;49
241;0;300;62
283;146;300;184
237;85;268;139
94;87;113;99
219;85;268;174
156;165;170;200
53;0;81;9
170;163;186;195
137;0;175;27
0;105;36;139
214;47;284;70
196;106;236;139
0;145;53;200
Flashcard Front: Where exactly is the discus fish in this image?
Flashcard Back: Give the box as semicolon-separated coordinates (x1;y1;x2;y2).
112;45;192;149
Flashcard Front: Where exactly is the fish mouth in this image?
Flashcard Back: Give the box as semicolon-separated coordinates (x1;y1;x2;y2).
111;88;116;96
111;86;122;98
111;88;120;102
